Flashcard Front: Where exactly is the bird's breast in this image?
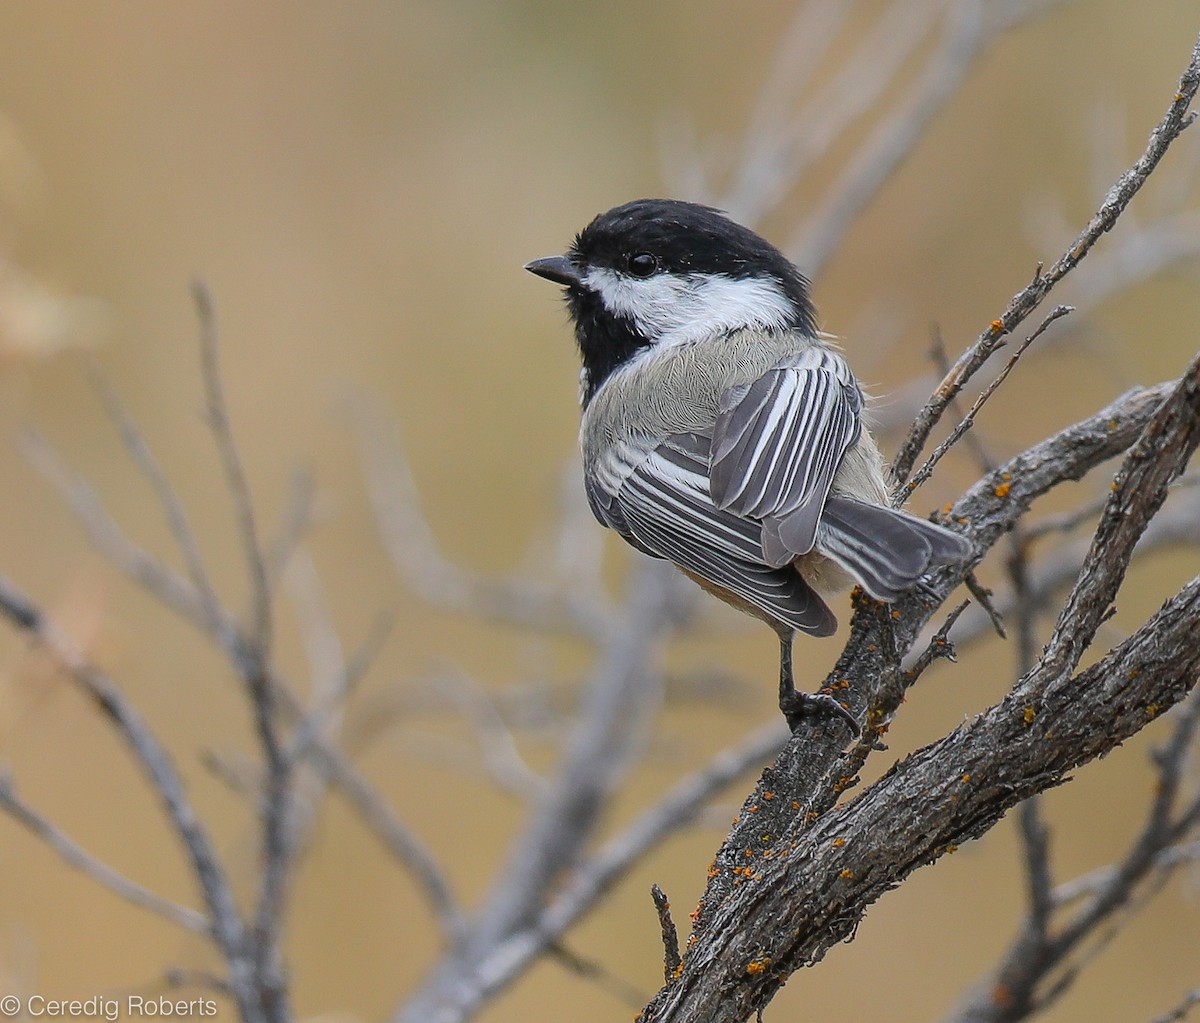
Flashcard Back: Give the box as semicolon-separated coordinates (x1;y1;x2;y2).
580;329;819;469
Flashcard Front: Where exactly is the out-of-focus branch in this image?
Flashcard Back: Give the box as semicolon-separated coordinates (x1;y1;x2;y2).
790;0;1064;274
396;718;788;1023
353;401;618;641
21;413;465;947
83;356;226;637
1147;989;1200;1023
668;0;1064;278
0;575;263;1023
396;557;688;1023
0;775;210;936
945;688;1200;1023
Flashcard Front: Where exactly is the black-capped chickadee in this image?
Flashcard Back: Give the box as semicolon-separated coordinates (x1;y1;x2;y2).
526;198;970;734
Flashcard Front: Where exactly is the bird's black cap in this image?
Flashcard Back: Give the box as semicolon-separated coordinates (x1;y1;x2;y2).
528;199;818;402
570;199;812;309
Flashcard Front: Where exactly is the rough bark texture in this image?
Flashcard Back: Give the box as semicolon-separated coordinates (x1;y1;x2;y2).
637;357;1200;1022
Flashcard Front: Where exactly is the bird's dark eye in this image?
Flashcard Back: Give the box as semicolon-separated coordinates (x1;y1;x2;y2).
627;252;658;278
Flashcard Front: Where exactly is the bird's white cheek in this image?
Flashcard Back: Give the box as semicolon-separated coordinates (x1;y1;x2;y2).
583;267;691;339
583;267;797;348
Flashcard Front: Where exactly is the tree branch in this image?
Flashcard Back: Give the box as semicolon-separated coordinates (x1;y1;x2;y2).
637;349;1200;1021
890;33;1200;490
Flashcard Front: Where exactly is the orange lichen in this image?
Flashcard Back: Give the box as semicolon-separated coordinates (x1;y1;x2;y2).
832;838;845;847
1023;706;1037;725
746;957;772;975
990;320;1004;333
839;868;855;880
993;481;1011;498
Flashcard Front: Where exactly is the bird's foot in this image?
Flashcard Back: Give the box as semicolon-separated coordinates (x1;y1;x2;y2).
779;690;860;737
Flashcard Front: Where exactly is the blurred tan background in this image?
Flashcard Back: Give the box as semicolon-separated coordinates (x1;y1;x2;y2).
0;3;1198;1021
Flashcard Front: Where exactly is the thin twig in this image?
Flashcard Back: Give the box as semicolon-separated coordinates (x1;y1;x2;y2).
353;397;618;641
547;943;646;1009
791;0;1064;273
890;37;1200;488
0;775;210;936
193;282;273;655
82;356;225;636
963;573;1007;640
19;429;225;639
650;884;682;986
434;668;548;803
929;324;998;476
1146;989;1200;1023
267;468;318;582
903;599;968;686
902;305;1073;500
193;283;289;1014
0;575;261;1023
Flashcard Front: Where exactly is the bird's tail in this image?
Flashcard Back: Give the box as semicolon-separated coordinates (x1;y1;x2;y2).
814;497;972;601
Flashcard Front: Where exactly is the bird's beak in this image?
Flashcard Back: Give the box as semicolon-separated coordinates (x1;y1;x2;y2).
524;254;583;288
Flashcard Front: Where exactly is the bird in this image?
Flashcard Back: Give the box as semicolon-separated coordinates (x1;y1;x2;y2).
525;198;971;734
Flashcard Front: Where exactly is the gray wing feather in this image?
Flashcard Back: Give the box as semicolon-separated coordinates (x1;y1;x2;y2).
710;347;862;556
593;433;836;636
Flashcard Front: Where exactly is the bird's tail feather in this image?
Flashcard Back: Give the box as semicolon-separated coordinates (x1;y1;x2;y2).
815;497;972;601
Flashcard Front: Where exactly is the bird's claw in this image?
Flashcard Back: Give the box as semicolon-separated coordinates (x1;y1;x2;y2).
779;690;860;737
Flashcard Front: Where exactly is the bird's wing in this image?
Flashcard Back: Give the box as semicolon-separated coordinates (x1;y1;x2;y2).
588;432;836;636
709;345;863;556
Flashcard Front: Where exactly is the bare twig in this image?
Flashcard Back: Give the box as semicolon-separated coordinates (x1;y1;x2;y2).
965;573;1008;639
0;776;210;936
193;283;272;655
193;284;290;1011
82;356;225;636
20;415;463;947
547;943;646;1009
1147;989;1200;1023
434;668;547;803
790;0;1066;273
396;717;786;1023
903;599;968;686
650;884;682;986
890;35;1200;489
19;429;225;638
353;397;618;641
0;575;264;1023
902;305;1073;501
